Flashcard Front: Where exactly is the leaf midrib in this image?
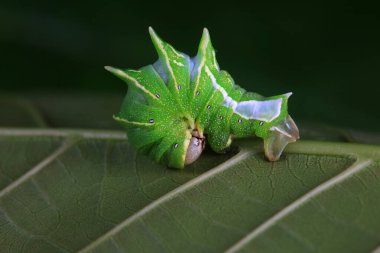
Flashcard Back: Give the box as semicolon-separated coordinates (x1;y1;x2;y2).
78;148;254;252
0;140;75;198
224;158;373;253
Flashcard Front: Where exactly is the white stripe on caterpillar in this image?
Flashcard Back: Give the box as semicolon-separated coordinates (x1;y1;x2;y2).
205;66;282;122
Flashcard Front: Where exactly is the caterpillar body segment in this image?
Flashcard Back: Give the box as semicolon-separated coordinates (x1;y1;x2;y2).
107;28;299;169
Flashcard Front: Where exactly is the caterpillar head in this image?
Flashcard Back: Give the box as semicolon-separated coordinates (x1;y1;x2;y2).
252;93;300;161
185;131;206;165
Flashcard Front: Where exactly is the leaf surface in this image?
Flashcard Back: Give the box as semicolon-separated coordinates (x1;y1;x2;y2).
0;128;379;253
1;95;380;253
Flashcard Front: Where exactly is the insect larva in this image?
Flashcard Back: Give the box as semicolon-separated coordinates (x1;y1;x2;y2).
107;27;300;169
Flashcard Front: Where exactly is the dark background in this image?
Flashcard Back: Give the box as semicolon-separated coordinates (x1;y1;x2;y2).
1;2;379;132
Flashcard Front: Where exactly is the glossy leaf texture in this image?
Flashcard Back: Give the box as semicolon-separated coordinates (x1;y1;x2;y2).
1;95;380;253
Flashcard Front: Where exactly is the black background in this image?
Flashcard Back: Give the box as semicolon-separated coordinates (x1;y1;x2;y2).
1;2;379;131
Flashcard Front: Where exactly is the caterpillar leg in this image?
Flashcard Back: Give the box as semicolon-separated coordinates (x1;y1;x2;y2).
206;106;233;154
207;132;232;154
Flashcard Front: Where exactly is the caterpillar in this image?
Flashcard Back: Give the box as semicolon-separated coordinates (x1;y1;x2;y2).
106;27;300;169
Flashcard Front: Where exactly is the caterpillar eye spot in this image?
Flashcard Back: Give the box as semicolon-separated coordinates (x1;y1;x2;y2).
219;116;223;120
149;119;155;123
177;84;181;90
259;121;264;126
196;91;200;96
207;105;211;109
155;93;160;98
174;143;179;149
238;119;242;123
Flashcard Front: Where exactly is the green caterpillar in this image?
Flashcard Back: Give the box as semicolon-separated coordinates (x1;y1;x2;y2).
106;27;299;169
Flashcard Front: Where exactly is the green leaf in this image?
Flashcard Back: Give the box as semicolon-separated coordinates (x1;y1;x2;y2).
1;128;380;253
1;95;380;252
